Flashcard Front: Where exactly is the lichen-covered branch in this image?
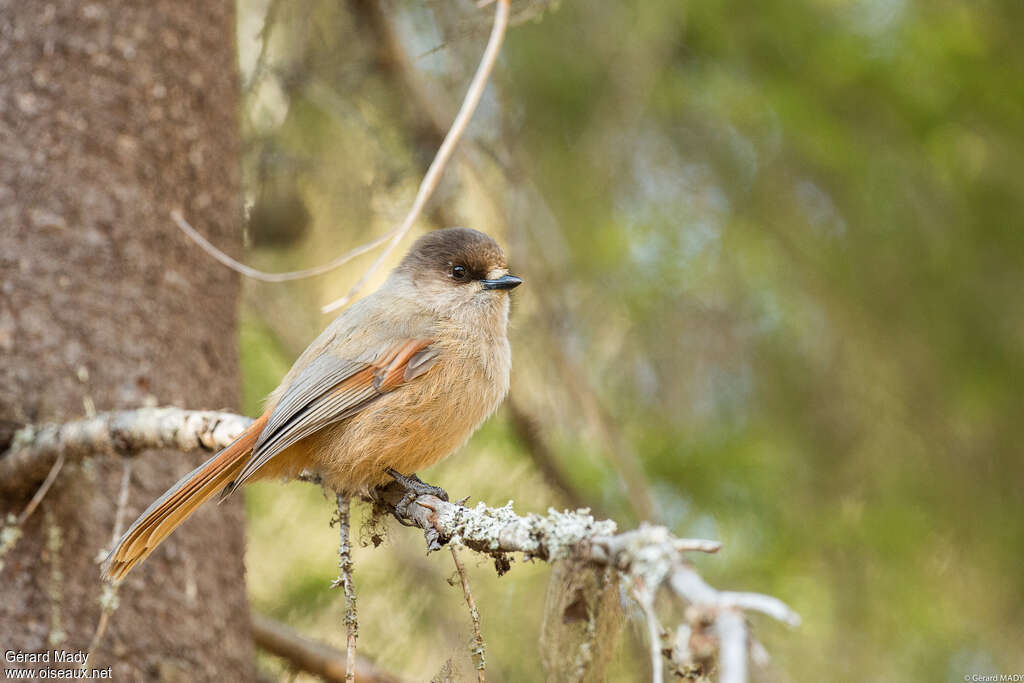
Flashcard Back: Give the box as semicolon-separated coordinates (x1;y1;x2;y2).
330;494;359;683
2;407;800;682
450;546;486;681
371;484;799;681
0;407;254;495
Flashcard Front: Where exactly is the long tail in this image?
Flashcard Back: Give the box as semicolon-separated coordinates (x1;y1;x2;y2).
102;412;269;583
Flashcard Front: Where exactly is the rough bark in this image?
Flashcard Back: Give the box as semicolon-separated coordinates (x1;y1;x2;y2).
0;0;252;679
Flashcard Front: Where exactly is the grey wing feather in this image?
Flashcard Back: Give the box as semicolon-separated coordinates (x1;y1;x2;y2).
227;342;440;494
228;354;376;490
249;384;378;466
257;354;367;446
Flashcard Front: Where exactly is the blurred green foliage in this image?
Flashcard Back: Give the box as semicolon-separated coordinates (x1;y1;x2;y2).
235;0;1024;680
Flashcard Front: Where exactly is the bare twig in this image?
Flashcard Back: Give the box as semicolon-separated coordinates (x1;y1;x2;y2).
252;613;404;683
110;461;134;545
170;0;511;306
17;450;66;525
0;450;65;570
450;546;486;682
83;460;133;666
172;210;397;283
331;494;358;682
244;0;284;91
320;0;510;313
674;538;722;554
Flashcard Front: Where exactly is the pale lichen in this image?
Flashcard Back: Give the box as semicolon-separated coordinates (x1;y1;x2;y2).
438;501;617;563
45;509;66;647
0;514;24;571
10;424;35;450
98;582;120;612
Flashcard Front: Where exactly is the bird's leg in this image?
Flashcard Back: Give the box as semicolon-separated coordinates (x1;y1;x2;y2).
378;470;451;552
383;469;449;527
385;468;450;502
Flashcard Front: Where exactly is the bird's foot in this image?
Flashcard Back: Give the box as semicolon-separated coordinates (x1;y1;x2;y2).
385;468;449;502
383;469;449;530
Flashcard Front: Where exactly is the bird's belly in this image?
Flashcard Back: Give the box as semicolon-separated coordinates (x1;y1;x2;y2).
288;356;506;493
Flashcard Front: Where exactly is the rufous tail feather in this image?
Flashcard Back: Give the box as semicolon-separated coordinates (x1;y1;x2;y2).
102;412;269;583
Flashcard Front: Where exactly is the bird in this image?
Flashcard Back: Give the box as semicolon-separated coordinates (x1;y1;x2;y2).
103;227;522;583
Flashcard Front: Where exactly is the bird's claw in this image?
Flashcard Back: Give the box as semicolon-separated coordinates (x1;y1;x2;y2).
392;490;420;527
382;469;450;531
381;470;451;553
385;468;450;502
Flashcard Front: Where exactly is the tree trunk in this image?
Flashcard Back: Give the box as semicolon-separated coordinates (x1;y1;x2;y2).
0;0;253;679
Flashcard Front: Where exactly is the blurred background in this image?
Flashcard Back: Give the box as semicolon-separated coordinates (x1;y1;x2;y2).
231;0;1024;680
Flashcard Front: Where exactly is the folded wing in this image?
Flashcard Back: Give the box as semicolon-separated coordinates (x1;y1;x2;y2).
229;338;439;490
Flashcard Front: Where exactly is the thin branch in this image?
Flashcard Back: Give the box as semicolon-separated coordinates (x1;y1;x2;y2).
172;210;398;283
668;565;800;627
109;460;134;546
244;0;284;92
169;0;511;304
715;610;749;683
331;494;358;682
633;582;665;683
251;613;404;683
83;460;133;667
18;449;65;525
83;583;117;657
320;0;510;313
0;450;65;571
674;538;722;554
45;508;65;647
346;0;459;231
450;546;486;682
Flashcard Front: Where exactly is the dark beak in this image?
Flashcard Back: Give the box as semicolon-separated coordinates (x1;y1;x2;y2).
481;274;523;291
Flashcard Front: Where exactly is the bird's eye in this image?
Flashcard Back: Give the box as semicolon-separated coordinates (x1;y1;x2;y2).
451;265;467;280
